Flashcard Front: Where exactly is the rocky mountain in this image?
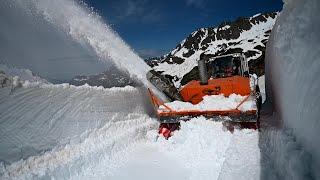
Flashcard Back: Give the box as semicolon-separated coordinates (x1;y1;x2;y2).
150;12;277;88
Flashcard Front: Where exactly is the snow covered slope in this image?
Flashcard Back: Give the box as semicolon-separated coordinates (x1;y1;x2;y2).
265;0;320;178
151;13;277;88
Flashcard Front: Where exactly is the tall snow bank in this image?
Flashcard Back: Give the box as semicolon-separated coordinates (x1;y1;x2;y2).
0;81;151;168
265;0;320;177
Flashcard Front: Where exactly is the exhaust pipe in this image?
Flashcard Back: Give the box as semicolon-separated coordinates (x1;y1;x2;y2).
198;54;208;85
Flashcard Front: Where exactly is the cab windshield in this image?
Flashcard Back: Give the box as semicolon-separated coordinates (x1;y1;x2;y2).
209;56;241;78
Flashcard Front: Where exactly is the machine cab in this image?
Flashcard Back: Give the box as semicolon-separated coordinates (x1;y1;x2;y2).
208;53;249;79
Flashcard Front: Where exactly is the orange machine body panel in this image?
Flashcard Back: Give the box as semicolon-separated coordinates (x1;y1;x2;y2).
180;76;251;104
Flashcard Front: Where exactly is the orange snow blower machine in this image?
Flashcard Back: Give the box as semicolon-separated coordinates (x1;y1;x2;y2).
147;53;262;138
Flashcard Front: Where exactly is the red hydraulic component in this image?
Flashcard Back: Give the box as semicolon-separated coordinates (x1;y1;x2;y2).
158;123;180;139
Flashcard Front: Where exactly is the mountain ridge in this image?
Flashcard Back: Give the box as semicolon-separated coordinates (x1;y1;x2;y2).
148;12;278;88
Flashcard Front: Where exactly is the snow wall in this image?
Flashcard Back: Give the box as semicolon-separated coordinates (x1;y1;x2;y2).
265;0;320;178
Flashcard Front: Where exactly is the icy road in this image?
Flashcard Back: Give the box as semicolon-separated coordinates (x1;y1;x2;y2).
0;82;260;180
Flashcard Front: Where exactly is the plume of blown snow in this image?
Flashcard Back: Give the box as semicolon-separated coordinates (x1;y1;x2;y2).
25;0;151;84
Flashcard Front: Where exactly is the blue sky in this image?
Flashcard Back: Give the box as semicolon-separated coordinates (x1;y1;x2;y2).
84;0;283;58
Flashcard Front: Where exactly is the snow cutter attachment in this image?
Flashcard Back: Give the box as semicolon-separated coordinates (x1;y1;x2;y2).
148;88;258;124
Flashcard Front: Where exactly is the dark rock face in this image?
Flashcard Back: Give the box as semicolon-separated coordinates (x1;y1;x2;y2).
144;56;165;67
164;56;185;64
69;68;135;88
150;12;278;88
145;59;160;67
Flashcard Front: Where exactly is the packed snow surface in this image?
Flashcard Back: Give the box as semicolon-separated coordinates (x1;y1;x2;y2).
159;94;257;112
100;118;260;180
